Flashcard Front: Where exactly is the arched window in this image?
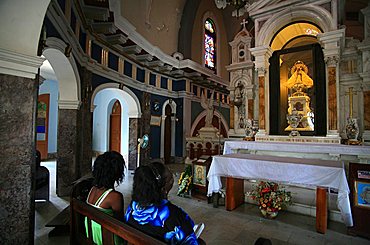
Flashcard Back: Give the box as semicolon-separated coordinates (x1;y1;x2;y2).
204;18;216;71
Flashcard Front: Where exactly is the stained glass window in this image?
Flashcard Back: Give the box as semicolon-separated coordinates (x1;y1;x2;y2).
204;18;216;71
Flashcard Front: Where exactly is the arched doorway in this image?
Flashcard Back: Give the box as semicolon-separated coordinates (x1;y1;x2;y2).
109;100;121;153
92;84;141;169
164;104;172;164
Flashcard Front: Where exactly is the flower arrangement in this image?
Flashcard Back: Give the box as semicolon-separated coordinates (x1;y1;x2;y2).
177;165;192;197
247;181;292;213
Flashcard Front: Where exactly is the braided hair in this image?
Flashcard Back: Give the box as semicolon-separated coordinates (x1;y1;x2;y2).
92;151;126;189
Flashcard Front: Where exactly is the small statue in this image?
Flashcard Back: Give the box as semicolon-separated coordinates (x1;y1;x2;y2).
346;117;359;142
201;90;215;127
244;119;259;139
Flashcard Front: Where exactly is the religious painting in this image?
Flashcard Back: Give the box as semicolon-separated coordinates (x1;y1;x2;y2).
193;164;207;187
355;181;370;209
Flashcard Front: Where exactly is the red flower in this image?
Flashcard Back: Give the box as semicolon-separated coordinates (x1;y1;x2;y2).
261;188;270;193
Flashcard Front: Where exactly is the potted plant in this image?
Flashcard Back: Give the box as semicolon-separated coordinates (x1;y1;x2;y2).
247;181;292;218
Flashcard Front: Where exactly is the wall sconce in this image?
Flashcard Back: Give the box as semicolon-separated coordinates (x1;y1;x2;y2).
64;43;72;57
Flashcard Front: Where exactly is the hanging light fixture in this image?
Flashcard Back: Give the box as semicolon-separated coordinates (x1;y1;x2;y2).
214;0;253;17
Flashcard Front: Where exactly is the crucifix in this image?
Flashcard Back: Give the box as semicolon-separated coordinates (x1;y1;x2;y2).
345;87;357;118
240;19;248;29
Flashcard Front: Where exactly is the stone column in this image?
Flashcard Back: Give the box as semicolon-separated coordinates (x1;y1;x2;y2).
140;92;151;165
128;118;139;170
318;29;345;138
0;49;44;243
79;68;93;176
57;101;80;196
327;60;338;132
229;100;235;129
358;5;370;144
250;46;273;136
0;74;37;244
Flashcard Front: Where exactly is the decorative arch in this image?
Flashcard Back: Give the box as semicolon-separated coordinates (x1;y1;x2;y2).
256;5;335;47
202;11;221;75
43;37;80;109
91;83;142;117
92;85;141;166
190;110;229;138
160;99;177;159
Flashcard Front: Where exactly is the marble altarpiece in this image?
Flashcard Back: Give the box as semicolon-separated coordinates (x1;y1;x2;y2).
227;21;257;139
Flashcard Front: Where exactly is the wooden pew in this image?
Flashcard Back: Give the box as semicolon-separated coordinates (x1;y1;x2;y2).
69;177;166;245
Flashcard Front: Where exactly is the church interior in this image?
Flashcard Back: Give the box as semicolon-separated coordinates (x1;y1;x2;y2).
1;0;370;244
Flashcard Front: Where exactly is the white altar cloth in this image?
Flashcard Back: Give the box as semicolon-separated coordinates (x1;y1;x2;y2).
207;153;353;226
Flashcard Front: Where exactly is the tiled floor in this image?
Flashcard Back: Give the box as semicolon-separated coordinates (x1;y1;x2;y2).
35;161;370;245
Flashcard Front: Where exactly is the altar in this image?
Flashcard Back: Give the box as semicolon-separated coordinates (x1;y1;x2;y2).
207;153;353;233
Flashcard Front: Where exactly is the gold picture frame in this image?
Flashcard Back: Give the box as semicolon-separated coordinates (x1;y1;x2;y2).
193;164;206;187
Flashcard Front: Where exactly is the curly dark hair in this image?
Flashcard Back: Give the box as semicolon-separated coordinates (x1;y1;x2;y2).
92;151;125;189
132;162;167;206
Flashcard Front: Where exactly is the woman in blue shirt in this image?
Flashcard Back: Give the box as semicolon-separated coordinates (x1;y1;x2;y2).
125;162;199;244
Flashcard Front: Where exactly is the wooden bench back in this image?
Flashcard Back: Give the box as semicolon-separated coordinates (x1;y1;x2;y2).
69;178;166;245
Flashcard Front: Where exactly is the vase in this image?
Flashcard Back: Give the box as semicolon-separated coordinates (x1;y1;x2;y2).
260;209;278;219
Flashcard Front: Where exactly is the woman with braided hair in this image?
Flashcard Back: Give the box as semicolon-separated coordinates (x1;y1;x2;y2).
85;151;126;245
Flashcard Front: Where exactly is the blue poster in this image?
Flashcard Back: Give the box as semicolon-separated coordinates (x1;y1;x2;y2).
356;181;370;208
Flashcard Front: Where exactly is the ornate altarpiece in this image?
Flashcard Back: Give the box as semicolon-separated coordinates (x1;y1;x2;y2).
226;24;255;138
269;43;327;136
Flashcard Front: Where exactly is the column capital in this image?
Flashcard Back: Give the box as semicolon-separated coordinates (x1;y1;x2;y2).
317;29;345;64
0;47;44;79
59;100;81;110
250;45;273;76
325;55;339;67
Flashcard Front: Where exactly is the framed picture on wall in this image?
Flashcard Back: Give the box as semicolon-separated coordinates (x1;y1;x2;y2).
150;115;161;126
355;181;370;209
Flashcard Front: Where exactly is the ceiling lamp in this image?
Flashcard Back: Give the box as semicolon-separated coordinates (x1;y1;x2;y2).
214;0;252;17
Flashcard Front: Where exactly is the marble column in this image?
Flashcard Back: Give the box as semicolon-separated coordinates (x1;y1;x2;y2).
318;29;345;138
128;118;138;170
358;8;370;144
79;67;93;176
57;107;79;196
140;92;151;165
0;47;44;243
0;74;37;243
229;101;235;129
250;46;272;136
257;74;265;130
327;64;338;131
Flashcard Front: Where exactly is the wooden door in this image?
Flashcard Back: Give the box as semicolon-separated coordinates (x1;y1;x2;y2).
109;101;121;153
164;105;172;164
36;94;50;160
